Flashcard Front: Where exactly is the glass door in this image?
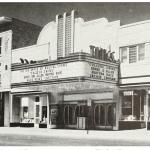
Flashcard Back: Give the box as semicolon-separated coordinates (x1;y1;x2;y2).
99;104;105;128
106;104;114;128
94;103;115;129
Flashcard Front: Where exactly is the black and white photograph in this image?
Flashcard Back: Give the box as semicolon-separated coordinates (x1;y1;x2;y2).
0;1;150;148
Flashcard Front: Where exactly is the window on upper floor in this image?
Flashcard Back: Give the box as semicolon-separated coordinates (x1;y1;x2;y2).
120;47;127;63
138;44;145;61
129;46;137;63
120;43;145;64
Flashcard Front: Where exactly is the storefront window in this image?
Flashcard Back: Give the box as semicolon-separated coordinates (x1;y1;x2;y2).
122;95;132;116
133;91;140;120
23;107;28;118
121;90;145;121
12;95;49;125
42;106;47;122
21;97;34;123
122;91;134;120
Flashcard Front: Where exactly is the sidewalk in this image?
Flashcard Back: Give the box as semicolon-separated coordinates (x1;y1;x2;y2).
0;127;150;142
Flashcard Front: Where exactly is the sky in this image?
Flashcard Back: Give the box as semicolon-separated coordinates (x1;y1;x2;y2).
0;2;150;27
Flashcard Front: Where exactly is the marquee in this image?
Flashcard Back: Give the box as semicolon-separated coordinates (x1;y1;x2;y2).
12;61;118;84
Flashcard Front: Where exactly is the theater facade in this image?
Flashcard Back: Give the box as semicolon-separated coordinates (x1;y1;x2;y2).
10;52;119;130
1;10;150;130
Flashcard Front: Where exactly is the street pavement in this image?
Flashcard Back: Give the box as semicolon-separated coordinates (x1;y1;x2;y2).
0;127;150;146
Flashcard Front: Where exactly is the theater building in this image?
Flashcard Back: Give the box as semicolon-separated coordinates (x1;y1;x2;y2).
8;10;120;130
1;10;150;130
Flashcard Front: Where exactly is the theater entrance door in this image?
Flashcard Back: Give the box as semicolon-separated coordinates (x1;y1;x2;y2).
94;103;115;130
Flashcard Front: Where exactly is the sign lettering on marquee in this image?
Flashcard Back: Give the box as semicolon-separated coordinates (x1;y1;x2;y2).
12;61;118;84
89;62;118;82
22;63;67;82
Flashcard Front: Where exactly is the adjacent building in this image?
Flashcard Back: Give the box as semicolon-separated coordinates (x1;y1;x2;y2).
0;10;150;130
0;17;42;126
119;20;150;129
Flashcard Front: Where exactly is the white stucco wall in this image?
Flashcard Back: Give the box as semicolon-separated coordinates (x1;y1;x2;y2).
74;18;120;59
119;20;150;85
12;43;50;64
37;21;57;60
0;30;12;91
37;17;120;60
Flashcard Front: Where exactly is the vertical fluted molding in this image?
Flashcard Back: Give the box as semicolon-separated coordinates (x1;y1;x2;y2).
71;10;75;54
63;12;66;57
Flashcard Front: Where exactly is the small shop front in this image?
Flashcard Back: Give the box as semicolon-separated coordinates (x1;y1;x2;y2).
10;91;50;128
119;89;147;130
